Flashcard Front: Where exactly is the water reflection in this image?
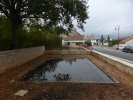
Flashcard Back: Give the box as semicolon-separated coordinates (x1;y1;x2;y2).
24;58;113;83
42;59;63;72
64;58;77;65
54;73;71;81
24;59;73;81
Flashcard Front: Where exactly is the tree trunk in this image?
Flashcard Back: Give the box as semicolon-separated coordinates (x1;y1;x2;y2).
10;18;19;49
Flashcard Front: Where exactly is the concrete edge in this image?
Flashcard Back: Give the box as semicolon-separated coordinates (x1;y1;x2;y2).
91;50;133;76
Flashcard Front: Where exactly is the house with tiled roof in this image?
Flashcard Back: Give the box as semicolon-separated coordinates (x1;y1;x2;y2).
62;34;85;48
119;37;133;49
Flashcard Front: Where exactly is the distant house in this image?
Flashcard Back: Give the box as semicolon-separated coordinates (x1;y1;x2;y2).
84;35;97;46
62;35;85;48
103;41;109;46
90;35;97;46
119;37;133;49
96;39;100;45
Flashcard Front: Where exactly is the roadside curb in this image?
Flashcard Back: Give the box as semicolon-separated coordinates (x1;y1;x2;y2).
91;50;133;76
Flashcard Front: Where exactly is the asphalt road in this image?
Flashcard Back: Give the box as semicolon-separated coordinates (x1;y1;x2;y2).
93;46;133;62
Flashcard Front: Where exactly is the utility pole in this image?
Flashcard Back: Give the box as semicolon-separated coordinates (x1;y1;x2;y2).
118;26;120;50
115;26;120;50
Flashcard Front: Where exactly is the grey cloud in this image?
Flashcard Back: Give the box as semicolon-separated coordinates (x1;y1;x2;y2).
76;0;133;37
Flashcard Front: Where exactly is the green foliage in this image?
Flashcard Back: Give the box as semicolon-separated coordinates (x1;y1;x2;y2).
107;35;110;43
19;31;62;50
0;17;62;50
18;24;62;50
85;40;92;46
0;0;89;49
0;17;12;50
108;39;119;47
29;0;88;30
100;35;104;43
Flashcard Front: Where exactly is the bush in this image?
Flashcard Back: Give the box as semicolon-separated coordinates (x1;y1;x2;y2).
109;39;119;47
0;17;62;51
19;30;62;50
85;40;92;46
0;17;12;51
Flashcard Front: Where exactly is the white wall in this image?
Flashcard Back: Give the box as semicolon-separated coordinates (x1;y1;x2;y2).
103;42;108;46
91;40;97;45
125;39;133;46
119;43;125;50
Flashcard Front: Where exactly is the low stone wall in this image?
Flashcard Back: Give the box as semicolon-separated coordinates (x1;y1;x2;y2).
44;49;91;55
0;46;45;74
91;50;133;76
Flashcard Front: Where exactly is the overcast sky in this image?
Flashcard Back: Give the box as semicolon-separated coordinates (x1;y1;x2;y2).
77;0;133;38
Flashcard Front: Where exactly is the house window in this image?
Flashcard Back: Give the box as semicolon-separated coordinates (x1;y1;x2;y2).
67;42;70;45
76;43;79;45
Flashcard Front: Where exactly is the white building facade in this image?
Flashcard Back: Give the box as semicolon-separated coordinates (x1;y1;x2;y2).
119;37;133;50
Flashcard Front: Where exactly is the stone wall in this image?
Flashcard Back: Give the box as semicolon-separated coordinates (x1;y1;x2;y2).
44;49;90;55
0;46;45;74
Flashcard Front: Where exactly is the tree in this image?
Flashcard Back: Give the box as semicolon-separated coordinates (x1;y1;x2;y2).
100;35;104;45
0;16;12;50
85;40;91;46
0;0;88;49
109;39;119;47
107;35;110;43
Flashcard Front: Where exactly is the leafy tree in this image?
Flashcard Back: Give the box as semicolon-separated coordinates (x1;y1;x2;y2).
108;39;119;47
0;17;62;50
85;40;91;46
107;35;110;43
100;35;104;45
19;29;62;50
0;0;88;49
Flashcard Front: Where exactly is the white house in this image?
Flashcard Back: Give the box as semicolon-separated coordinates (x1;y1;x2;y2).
119;37;133;50
62;29;85;48
62;35;85;48
90;35;97;46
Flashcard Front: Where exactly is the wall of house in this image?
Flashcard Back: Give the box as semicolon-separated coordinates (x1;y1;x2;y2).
113;44;125;50
0;46;45;74
62;40;65;47
91;40;97;46
103;42;109;46
70;42;82;48
119;43;125;50
125;39;133;46
64;42;83;48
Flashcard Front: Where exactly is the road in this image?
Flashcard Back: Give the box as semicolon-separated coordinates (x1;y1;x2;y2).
93;46;133;62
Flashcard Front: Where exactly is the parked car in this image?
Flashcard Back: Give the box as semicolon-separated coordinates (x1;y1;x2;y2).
122;46;133;53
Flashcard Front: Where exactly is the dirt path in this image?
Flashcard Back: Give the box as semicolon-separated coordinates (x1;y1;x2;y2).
0;54;133;100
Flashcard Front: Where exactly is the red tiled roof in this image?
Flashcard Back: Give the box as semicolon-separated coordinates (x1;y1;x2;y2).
64;35;84;41
120;37;133;43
